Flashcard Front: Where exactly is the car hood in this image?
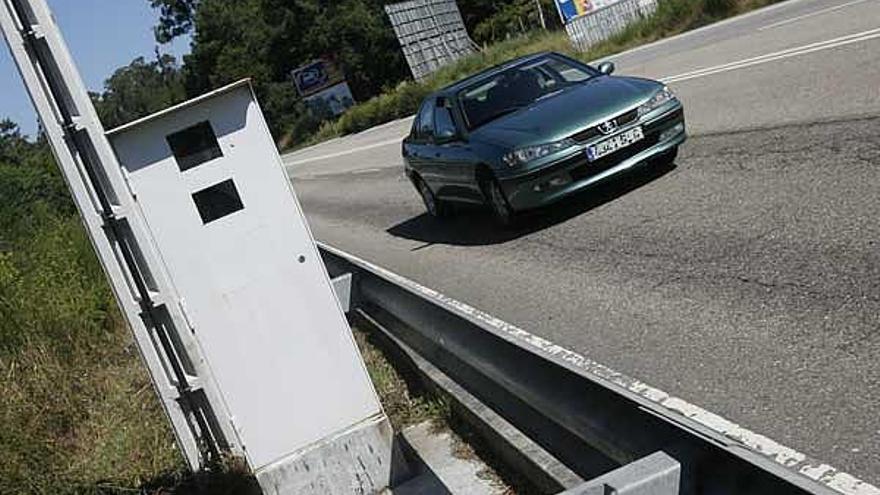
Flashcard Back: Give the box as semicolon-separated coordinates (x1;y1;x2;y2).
470;76;661;149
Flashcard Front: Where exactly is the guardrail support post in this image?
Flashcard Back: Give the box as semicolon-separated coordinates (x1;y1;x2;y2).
331;273;354;313
562;452;681;495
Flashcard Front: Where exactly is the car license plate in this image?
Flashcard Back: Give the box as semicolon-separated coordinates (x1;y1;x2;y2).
586;126;644;162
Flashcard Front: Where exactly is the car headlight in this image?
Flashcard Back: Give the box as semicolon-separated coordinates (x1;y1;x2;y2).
637;86;676;116
502;138;576;167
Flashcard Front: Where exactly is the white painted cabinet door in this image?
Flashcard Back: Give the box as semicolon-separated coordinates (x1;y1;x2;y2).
109;85;381;469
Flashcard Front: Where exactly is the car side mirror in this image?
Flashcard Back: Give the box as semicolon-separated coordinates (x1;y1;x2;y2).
597;61;615;75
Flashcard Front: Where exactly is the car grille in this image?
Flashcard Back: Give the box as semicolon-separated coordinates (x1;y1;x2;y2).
570;108;640;143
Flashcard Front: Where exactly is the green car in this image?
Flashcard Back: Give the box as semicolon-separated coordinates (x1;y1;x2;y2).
402;51;686;225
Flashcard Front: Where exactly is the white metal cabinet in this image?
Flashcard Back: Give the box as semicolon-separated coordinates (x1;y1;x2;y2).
108;82;382;469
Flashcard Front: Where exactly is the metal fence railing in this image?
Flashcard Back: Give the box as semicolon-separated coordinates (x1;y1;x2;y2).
565;0;659;52
385;0;478;81
318;241;853;495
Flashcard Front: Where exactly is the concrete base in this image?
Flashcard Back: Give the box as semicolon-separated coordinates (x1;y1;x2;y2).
391;422;506;495
256;414;410;495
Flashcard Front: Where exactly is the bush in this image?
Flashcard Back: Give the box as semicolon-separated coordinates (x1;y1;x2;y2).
0;150;182;493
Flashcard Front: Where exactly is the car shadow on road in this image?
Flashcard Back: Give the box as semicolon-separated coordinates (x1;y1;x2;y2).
386;162;677;247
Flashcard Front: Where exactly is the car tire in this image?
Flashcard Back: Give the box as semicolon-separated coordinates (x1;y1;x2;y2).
416;177;449;218
486;179;515;227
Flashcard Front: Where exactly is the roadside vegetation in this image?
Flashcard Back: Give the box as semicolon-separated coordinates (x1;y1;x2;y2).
103;0;783;150
0;0;785;492
0;122;181;493
352;327;451;430
0;122;445;492
0;120;443;492
304;0;785;148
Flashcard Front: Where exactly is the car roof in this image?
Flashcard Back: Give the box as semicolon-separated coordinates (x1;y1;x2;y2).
432;51;558;98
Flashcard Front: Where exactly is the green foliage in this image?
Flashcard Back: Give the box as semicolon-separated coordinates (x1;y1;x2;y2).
141;0;783;149
471;0;559;43
0;131;182;493
0;122;72;241
166;0;410;141
144;0;558;145
92;54;187;130
151;0;198;44
0;0;790;487
294;0;786;148
352;327;450;431
301;30;574;144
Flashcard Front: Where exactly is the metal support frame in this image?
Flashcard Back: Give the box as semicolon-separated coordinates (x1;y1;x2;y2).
561;452;681;495
0;0;234;468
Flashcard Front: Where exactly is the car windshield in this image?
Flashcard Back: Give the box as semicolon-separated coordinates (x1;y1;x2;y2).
459;55;598;130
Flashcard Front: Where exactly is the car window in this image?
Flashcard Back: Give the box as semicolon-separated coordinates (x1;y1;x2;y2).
459;55;598;130
416;99;435;140
434;99;457;139
540;57;594;83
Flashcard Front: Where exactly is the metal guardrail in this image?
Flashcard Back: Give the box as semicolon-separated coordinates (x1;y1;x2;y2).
566;0;659;52
318;242;862;495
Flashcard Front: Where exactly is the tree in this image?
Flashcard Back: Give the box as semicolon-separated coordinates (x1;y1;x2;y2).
143;0;559;143
150;0;198;43
0;119;73;237
91;54;186;130
147;0;409;139
462;0;560;43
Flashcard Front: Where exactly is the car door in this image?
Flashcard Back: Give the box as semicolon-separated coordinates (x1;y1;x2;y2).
430;98;482;202
404;99;439;186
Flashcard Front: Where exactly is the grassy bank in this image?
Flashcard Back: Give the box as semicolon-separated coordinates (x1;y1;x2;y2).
0;144;182;493
285;0;785;150
0;0;786;491
0;137;457;492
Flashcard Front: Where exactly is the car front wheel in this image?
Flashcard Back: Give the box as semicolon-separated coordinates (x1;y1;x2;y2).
416;177;448;218
486;179;515;226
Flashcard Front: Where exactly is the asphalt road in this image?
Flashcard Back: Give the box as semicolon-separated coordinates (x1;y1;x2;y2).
285;0;880;484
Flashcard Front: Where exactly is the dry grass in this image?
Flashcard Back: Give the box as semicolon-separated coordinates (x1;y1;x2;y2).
0;214;183;495
351;326;450;430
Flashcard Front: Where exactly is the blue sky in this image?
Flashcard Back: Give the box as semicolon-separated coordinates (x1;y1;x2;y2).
1;0;190;137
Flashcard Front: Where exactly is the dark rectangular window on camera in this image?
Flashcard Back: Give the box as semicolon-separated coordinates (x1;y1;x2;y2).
192;179;244;224
167;121;223;171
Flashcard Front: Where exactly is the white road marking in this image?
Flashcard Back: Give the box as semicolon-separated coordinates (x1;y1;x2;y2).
319;241;880;495
281;0;857;165
602;0;813;60
758;0;872;31
284;137;403;166
661;27;880;83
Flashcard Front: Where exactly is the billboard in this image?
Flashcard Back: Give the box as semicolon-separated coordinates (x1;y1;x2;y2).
304;81;356;117
385;0;476;81
555;0;622;23
291;57;346;97
291;57;356;117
